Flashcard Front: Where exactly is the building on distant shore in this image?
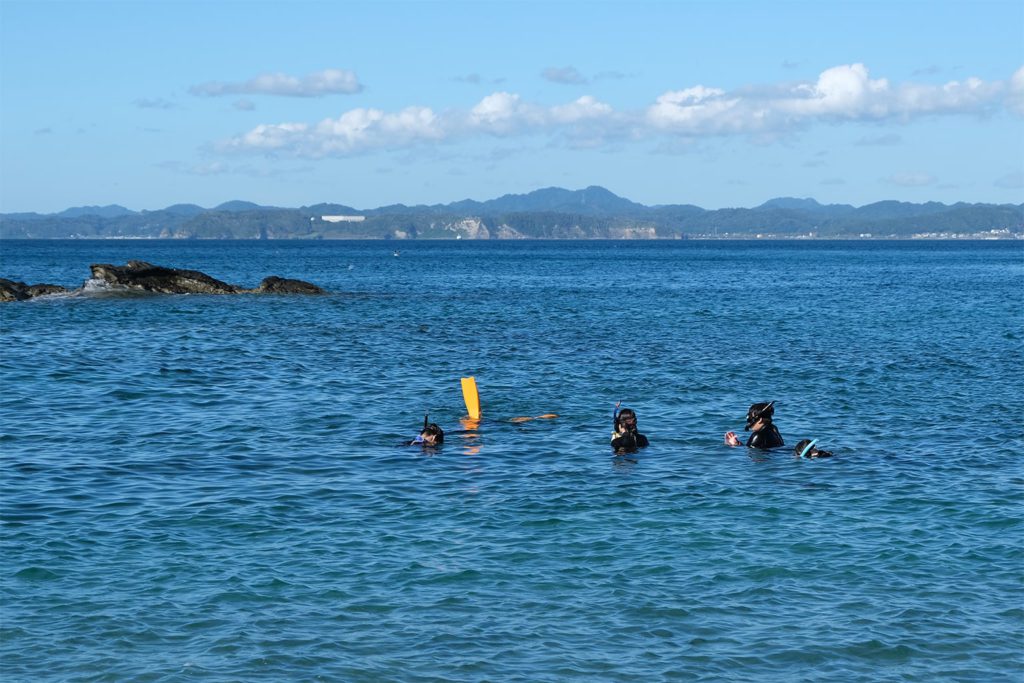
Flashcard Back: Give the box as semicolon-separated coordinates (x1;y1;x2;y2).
320;215;365;223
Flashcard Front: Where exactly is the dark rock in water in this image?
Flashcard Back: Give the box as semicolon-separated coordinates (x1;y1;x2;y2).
2;261;325;301
88;261;324;296
0;278;68;302
90;260;239;294
253;276;325;295
0;279;29;302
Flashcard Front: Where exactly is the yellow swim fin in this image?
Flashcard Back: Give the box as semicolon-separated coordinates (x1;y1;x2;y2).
461;376;481;419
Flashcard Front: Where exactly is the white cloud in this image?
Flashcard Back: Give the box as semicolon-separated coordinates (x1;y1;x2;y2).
648;63;1017;135
190;68;363;97
646;86;743;133
470;92;523;128
219;64;1022;158
549;96;614;123
891;76;1002;118
468;92;546;134
231;122;309;151
222;107;444;157
785;64;891;117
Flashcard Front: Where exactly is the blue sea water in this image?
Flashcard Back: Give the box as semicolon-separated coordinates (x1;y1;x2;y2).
1;239;1022;682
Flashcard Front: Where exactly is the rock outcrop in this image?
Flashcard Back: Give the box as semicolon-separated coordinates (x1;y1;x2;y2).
90;261;239;294
0;279;68;301
253;276;325;295
2;261;325;301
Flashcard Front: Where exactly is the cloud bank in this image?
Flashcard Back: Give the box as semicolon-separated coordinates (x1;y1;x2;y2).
191;68;363;97
220;64;1022;158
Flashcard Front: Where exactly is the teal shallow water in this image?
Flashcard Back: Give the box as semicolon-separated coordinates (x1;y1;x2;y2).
1;240;1022;681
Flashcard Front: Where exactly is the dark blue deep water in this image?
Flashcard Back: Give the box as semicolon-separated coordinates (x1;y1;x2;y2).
2;239;1022;682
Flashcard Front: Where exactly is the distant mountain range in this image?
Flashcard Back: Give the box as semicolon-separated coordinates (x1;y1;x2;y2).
2;186;1021;239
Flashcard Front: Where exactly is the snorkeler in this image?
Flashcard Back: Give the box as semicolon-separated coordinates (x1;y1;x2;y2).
407;414;445;447
724;401;784;449
793;439;833;459
611;404;649;454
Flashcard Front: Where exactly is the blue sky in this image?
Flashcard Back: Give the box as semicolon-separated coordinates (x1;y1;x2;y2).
1;0;1021;213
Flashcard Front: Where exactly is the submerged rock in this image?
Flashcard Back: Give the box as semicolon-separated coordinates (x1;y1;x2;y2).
2;261;325;301
0;278;68;302
252;276;325;295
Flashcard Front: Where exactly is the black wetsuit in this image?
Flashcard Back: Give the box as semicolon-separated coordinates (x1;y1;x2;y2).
611;430;649;453
746;423;784;449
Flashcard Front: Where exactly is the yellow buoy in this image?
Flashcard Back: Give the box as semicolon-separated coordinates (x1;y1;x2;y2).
461;376;481;419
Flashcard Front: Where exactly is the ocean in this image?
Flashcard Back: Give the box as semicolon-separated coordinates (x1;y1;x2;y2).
1;239;1022;681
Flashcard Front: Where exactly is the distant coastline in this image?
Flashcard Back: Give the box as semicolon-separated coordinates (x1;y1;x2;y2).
2;186;1021;240
11;233;1020;241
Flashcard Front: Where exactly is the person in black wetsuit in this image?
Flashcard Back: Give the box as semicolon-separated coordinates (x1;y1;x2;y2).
725;401;784;449
793;439;833;459
611;406;649;454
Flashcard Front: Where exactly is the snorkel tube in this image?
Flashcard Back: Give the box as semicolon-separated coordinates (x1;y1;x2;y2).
797;439;818;459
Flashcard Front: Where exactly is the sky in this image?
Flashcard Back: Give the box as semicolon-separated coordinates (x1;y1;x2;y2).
1;0;1022;213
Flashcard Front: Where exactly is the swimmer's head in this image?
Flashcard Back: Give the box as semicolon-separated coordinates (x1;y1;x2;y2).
616;408;638;431
794;438;832;459
794;439;815;458
744;401;774;430
419;422;444;446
